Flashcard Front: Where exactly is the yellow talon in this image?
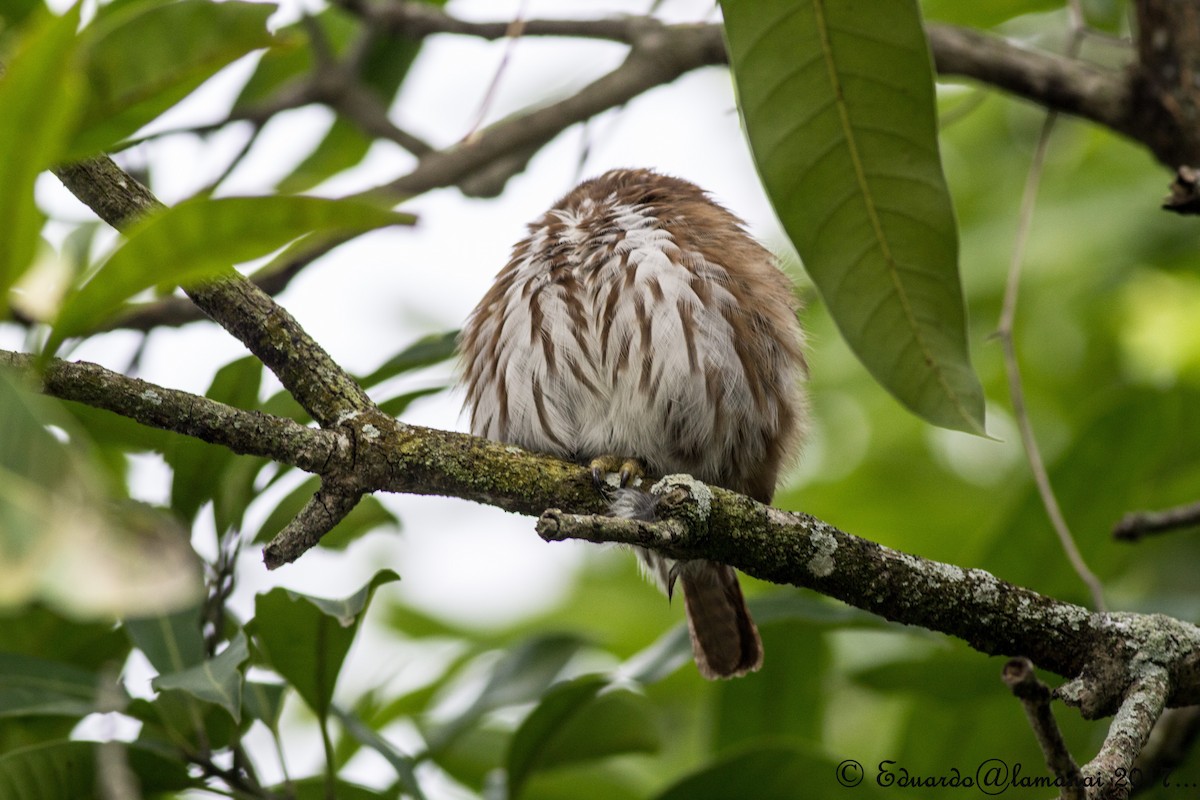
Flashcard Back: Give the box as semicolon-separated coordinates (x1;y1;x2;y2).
588;455;646;490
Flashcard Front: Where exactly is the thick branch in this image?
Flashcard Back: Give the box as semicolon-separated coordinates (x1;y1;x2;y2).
927;23;1131;136
0;349;339;475
537;476;1200;718
52;156;374;430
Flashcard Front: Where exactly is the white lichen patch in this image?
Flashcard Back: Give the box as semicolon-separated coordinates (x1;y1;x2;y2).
335;409;362;426
139;389;162;405
807;529;837;577
654;474;712;518
361;424;381;440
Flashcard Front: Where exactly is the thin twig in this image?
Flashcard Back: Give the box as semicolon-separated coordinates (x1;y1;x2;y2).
1114;500;1200;541
1002;657;1086;800
994;15;1107;612
462;1;529;144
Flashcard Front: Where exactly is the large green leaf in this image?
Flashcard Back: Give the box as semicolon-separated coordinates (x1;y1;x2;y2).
166;356;262;522
0;653;113;720
712;620;830;752
251;570;399;717
0;740;193;799
69;0;275;158
506;675;659;799
656;744;886;800
48;195;414;350
124;603;206;674
152;629;250;723
0;5;81;298
722;0;985;434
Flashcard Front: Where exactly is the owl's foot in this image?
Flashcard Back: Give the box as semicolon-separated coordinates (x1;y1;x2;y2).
588;455;645;491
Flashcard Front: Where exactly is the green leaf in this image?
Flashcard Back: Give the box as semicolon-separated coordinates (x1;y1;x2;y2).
655;744;885;800
124;603;206;674
426;633;588;755
334;706;427;800
713;620;829;752
507;675;659;799
48;195;414;350
243;680;286;728
166;356;262;522
920;0;1060;27
0;5;81;298
286;776;393;800
251;570;399;717
0;605;131;671
0;740;193;800
153;629;250;723
0;653;113;720
253;476;399;548
70;0;275;158
722;0;986;434
359;330;460;388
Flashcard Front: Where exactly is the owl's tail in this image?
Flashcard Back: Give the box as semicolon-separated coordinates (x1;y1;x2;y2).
680;561;763;679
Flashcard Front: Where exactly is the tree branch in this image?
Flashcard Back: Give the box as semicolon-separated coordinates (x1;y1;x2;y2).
1114;499;1200;541
0;349;339;475
1003;657;1085;800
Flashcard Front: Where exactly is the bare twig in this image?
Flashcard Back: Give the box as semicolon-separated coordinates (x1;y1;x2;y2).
1003;657;1086;800
993;18;1107;613
1114;500;1200;541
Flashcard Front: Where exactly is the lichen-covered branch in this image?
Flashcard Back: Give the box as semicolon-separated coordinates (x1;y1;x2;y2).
0;349;339;475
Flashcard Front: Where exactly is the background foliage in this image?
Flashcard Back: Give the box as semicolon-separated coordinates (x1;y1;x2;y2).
2;0;1200;798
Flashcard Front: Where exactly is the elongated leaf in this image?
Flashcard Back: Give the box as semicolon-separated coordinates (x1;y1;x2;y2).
426;633;587;754
713;621;829;752
49;195;414;350
0;5;81;297
334;705;427;800
70;0;275;157
243;680;286;728
251;570;399;717
124;603;206;674
167;356;263;522
722;0;986;434
656;744;885;800
359;330;460;388
0;740;192;800
507;675;659;798
153;629;250;722
0;653;111;720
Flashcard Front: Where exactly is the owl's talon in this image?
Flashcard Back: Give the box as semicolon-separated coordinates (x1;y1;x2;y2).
588;455;645;490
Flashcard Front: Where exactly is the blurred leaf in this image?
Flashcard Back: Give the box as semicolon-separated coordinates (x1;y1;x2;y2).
713;621;830;752
128;689;240;752
0;740;193;799
920;0;1059;27
153;629;250;723
233;6;358;110
376;386;446;418
48;195;415;351
243;680;286;728
722;0;985;434
125;602;206;674
0;372;201;617
167;356;262;522
656;743;884;800
0;653;114;720
70;0;275;157
507;675;659;799
287;776;393;800
0;5;81;298
334;705;427;800
360;330;460;388
0;605;131;670
253;476;399;548
251;570;399;717
851;648;1010;703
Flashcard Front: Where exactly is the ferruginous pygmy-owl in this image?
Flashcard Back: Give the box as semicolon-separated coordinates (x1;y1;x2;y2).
460;168;808;679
